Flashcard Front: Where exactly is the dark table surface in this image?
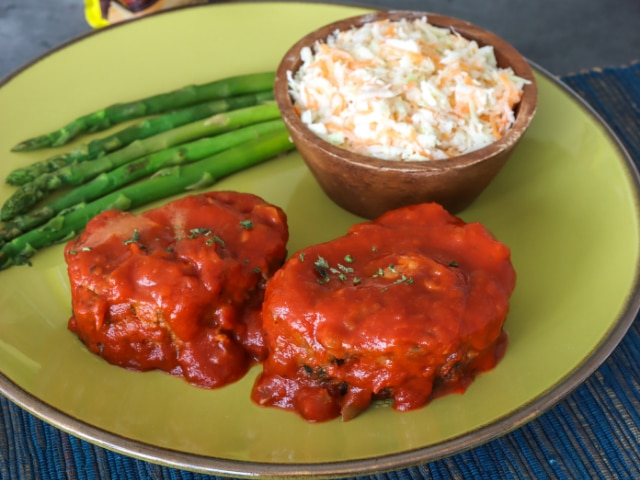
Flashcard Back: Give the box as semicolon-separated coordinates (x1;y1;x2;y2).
2;0;639;79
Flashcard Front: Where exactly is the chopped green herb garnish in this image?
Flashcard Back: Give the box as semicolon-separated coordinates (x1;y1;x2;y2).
240;220;254;230
371;264;416;291
188;227;212;239
299;252;306;262
448;261;459;267
123;229;146;248
391;274;409;286
314;256;331;284
337;263;354;274
315;256;329;269
213;236;225;247
123;229;141;245
373;268;385;278
344;254;354;263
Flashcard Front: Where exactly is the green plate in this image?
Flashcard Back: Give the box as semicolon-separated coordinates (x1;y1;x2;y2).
1;3;638;478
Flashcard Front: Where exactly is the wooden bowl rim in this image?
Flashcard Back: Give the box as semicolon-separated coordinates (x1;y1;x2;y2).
275;10;538;174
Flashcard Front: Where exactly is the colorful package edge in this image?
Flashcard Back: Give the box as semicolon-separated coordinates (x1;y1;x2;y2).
84;0;208;27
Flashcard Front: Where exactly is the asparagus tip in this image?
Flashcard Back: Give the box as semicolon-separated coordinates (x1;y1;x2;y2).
11;137;52;152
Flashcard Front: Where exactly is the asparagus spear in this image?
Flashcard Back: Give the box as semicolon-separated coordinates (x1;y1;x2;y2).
11;72;276;151
0;129;294;270
6;91;275;186
0;120;286;244
1;103;281;221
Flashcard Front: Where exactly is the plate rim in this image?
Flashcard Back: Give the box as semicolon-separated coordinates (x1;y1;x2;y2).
1;2;639;477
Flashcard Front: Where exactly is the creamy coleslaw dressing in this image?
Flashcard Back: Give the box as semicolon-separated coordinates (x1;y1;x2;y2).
288;17;529;161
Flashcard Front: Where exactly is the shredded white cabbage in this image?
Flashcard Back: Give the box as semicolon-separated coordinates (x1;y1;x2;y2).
289;17;529;161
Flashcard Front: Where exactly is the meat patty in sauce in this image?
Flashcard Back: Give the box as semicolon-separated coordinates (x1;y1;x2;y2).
65;191;288;389
252;202;516;422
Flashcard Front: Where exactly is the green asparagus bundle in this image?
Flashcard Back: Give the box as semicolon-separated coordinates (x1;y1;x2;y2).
1;103;281;221
0;129;294;270
11;72;276;151
0;120;286;245
6;91;275;186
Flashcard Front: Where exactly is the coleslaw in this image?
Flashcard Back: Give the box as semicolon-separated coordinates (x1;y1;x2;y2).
288;16;530;161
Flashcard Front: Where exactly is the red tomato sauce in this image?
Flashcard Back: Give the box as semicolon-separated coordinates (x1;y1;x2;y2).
252;202;516;422
65;191;288;389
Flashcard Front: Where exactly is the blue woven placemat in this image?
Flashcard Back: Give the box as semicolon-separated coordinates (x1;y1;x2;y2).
2;63;640;480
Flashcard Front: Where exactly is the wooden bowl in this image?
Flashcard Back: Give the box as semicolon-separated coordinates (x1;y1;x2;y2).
274;11;538;218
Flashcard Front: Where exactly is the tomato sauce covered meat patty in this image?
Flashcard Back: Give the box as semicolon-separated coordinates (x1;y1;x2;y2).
65;191;288;388
252;202;515;422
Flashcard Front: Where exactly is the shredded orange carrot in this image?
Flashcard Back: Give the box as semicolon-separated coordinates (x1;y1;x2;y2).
290;16;529;161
